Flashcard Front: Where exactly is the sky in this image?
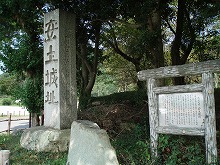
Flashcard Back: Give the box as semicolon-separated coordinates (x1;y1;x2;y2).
0;61;3;74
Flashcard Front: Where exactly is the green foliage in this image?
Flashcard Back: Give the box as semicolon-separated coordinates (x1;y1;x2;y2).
2;98;12;105
157;135;206;164
0;73;19;96
0;0;44;75
92;69;118;96
92;59;137;97
102;53;138;92
111;121;208;165
13;76;43;114
111;124;151;165
214;73;220;88
0;133;67;165
0;0;43;117
162;0;220;71
0;32;43;74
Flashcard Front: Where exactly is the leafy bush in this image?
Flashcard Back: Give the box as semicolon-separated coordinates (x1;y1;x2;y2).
13;76;43;114
0;73;19;96
157;134;206;164
2;98;12;105
0;134;10;148
111;124;151;165
113;128;209;165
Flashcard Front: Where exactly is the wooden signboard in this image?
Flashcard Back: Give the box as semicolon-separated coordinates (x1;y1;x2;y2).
137;59;220;164
158;92;205;130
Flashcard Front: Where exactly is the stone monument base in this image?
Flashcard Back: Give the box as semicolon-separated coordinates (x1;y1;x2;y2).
20;126;70;152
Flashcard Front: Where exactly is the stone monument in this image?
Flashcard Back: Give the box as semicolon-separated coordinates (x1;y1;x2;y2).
20;9;77;152
44;9;77;129
21;10;118;164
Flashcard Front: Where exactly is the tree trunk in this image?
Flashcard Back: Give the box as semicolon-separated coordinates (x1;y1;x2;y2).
147;2;164;69
41;110;44;126
170;0;185;85
31;113;40;127
29;113;31;128
78;22;101;109
147;0;165;86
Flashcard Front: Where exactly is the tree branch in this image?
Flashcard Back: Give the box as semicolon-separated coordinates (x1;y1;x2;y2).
166;19;176;35
180;7;196;64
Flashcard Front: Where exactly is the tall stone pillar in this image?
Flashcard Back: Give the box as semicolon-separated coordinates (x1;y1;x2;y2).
44;9;77;129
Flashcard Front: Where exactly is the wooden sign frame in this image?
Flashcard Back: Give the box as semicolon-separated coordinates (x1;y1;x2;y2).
137;59;220;164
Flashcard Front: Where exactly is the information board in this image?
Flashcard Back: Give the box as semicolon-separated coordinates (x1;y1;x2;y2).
158;92;205;129
138;60;220;164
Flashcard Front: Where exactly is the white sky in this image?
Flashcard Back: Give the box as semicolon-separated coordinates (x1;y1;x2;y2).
0;61;4;74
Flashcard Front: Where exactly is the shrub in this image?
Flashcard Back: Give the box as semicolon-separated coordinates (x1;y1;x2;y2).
2;98;12;105
111;124;151;165
157;134;206;164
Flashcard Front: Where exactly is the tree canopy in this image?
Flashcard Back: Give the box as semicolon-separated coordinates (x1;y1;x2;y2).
0;0;220;110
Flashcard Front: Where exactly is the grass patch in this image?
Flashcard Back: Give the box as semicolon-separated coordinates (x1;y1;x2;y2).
110;124;215;165
0;133;67;165
0;121;220;164
1;89;220;164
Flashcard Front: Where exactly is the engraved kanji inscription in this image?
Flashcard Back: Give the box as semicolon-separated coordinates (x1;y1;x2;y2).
45;68;58;87
45;90;58;104
45;19;58;41
45;45;58;63
50;68;58;87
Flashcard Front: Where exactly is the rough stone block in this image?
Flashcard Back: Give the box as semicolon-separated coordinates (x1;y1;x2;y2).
67;120;119;165
20;126;70;152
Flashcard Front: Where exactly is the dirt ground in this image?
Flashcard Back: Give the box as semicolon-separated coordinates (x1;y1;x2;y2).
79;89;220;134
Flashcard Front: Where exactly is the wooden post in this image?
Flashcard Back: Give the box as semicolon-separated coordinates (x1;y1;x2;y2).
202;72;217;164
7;114;11;135
147;78;159;160
137;60;219;164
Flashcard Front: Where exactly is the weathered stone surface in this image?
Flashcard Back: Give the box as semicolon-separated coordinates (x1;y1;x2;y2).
44;9;77;130
20;126;70;152
67;120;119;165
0;150;10;165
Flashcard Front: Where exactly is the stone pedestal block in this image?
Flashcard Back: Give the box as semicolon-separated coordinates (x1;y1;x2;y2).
0;150;10;165
67;120;119;165
20;126;70;152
